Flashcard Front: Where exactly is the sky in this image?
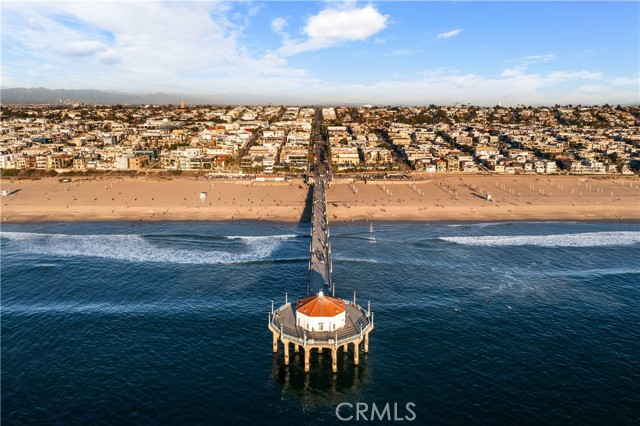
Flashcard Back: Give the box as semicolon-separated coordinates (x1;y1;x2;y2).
2;0;639;105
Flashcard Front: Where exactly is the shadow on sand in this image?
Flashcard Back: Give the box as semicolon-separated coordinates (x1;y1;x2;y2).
298;183;314;224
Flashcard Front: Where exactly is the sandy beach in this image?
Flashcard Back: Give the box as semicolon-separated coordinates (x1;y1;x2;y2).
1;175;639;223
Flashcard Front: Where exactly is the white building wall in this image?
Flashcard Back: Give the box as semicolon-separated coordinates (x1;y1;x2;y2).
117;156;131;169
0;154;14;168
296;311;346;332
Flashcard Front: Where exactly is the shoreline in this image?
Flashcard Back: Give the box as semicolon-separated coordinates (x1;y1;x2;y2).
2;175;639;224
2;218;639;228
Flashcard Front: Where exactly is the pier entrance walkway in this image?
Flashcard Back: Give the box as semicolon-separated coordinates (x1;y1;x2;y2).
308;177;332;295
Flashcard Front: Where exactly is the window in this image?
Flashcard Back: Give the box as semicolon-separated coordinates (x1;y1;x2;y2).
319;323;324;331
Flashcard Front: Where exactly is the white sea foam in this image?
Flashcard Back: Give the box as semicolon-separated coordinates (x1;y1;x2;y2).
225;234;297;240
1;232;295;264
440;231;640;247
445;222;504;228
445;221;576;228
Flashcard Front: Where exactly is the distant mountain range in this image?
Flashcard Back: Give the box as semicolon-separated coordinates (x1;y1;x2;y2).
5;87;636;107
0;87;317;106
1;87;224;106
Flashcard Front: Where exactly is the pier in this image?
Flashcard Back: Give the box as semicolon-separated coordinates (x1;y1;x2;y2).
308;171;332;296
268;109;374;373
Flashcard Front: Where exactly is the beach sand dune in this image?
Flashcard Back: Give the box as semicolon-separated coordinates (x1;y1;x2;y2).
1;175;638;223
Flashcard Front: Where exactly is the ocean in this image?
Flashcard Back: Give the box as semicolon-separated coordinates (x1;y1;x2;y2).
2;220;639;425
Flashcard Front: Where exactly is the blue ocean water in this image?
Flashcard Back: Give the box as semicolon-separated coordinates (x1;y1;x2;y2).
2;221;640;425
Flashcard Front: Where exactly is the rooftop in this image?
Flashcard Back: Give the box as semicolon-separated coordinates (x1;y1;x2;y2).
296;290;345;318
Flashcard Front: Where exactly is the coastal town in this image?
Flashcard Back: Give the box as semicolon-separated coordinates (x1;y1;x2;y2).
1;103;639;177
3;1;640;425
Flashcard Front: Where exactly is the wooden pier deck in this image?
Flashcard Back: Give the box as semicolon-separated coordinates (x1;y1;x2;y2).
308;177;332;295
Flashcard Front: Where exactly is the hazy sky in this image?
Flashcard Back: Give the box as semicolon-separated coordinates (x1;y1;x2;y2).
2;1;639;105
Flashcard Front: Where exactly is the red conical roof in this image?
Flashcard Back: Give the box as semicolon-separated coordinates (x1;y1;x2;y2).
296;291;345;318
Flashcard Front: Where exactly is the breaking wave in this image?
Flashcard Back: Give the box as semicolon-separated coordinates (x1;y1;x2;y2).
1;232;296;264
439;231;640;247
444;221;579;229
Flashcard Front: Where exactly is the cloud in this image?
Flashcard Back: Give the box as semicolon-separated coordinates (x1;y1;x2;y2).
510;53;555;65
59;40;108;57
500;67;603;85
262;52;288;68
387;49;422;57
573;48;594;60
436;29;462;39
97;51;121;65
1;1;306;91
271;17;287;35
544;70;602;83
309;69;639;106
390;49;412;57
609;75;640;86
305;5;386;40
500;66;525;78
278;5;388;56
577;85;604;95
500;53;558;80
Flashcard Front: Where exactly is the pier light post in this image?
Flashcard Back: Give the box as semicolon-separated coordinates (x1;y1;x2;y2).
285;293;288;305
